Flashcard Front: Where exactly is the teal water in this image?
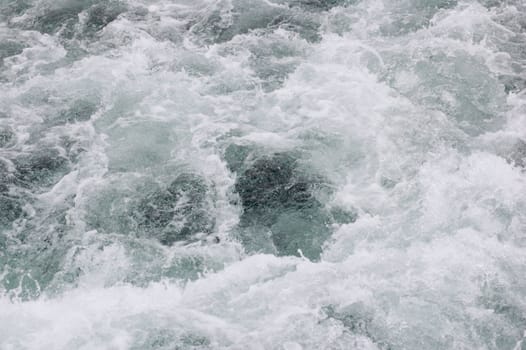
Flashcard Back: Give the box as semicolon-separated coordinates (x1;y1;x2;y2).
0;0;525;349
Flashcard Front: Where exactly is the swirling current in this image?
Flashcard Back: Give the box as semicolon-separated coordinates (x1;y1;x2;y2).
1;0;526;349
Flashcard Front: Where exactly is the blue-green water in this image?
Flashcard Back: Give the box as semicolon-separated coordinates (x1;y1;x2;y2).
1;0;525;349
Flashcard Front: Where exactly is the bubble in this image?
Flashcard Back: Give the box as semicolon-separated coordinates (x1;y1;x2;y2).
0;195;23;228
0;41;25;64
84;2;126;33
135;173;215;245
234;153;332;260
0;126;15;148
14;148;70;188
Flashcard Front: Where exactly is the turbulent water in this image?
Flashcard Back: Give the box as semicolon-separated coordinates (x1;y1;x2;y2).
1;0;526;348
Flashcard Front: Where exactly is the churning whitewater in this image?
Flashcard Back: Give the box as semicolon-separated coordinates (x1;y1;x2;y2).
1;0;526;349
